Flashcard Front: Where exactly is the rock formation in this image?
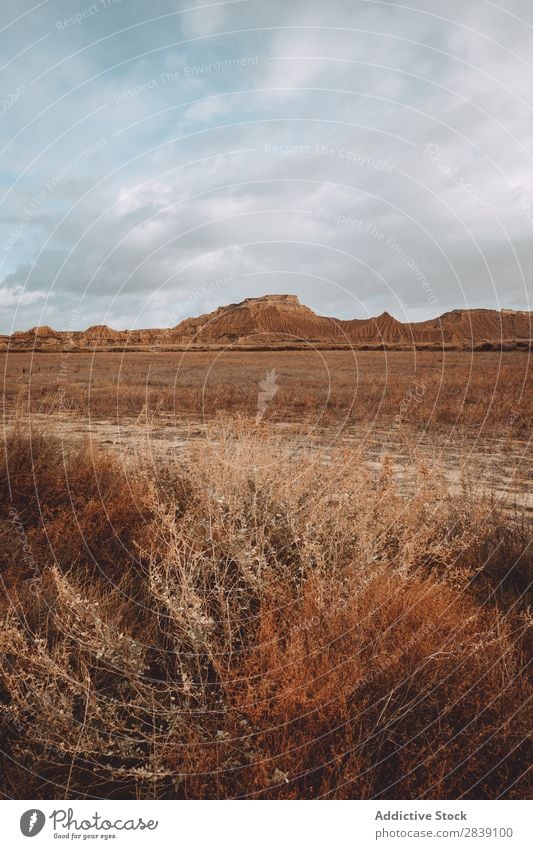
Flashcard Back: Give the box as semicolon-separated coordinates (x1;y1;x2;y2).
1;295;530;351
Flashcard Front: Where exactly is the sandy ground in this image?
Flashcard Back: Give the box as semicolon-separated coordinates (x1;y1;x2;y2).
3;408;530;518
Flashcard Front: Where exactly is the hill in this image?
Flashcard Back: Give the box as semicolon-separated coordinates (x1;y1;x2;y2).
1;295;530;351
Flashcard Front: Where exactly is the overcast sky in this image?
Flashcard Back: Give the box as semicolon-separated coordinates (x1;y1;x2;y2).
0;0;532;332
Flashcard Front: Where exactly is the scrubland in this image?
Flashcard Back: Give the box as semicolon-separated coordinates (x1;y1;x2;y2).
0;420;530;799
1;350;531;433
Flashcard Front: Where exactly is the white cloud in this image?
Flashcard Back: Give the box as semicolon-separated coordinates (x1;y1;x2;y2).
0;0;531;332
0;284;47;308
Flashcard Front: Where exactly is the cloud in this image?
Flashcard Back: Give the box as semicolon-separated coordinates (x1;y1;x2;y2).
0;281;47;313
0;0;531;332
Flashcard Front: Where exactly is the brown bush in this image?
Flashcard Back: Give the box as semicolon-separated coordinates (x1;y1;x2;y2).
0;425;530;799
0;426;155;587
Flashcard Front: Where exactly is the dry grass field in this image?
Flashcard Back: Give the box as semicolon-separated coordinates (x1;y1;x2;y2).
1;349;531;433
0;351;531;799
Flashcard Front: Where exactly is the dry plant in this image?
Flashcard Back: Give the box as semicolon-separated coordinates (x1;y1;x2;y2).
0;422;530;799
1;350;530;433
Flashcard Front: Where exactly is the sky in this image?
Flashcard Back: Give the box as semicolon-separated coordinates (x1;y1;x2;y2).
0;0;532;332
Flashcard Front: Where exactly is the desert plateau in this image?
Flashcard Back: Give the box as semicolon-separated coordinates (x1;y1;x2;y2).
1;0;532;821
0;295;531;800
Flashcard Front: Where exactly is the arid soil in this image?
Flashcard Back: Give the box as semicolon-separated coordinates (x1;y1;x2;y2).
0;421;530;799
4;411;529;517
0;347;530;800
1;349;531;430
1;349;531;515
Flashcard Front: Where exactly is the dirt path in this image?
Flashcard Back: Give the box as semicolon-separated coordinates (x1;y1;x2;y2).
2;410;531;517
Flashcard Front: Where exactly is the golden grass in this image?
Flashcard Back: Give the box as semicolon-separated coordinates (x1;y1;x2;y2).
1;349;531;432
0;423;530;799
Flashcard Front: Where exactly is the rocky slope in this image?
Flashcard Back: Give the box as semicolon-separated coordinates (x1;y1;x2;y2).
1;295;530;351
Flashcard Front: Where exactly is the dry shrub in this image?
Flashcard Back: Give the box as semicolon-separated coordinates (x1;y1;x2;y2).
2;350;531;433
0;425;155;587
216;573;529;799
0;424;530;799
